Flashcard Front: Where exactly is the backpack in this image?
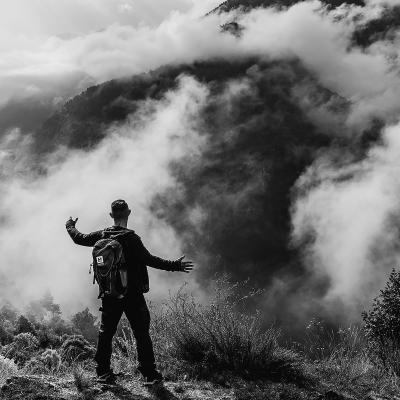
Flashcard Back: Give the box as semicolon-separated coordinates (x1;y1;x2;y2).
91;233;128;299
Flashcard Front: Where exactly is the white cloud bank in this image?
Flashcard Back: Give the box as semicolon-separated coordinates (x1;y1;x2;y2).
2;0;400;317
0;76;208;313
292;123;400;318
1;0;399;128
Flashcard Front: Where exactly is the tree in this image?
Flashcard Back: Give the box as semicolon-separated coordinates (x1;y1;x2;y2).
0;303;18;324
40;291;61;317
362;268;400;372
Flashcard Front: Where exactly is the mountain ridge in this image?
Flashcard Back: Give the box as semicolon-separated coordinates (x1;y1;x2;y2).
27;0;400;328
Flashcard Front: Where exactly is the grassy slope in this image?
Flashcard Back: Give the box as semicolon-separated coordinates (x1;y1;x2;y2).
0;282;399;400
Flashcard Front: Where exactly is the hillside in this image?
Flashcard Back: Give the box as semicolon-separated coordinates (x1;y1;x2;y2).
30;0;400;327
35;57;348;324
0;280;398;400
210;0;365;14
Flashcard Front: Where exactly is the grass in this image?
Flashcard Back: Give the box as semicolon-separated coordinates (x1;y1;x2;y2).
73;369;97;400
297;321;400;398
2;278;400;399
110;279;400;399
113;277;306;384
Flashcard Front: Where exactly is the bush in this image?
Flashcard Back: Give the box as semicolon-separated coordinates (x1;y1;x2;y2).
60;335;95;363
71;308;98;344
362;268;400;373
0;355;19;386
25;349;62;374
161;278;303;381
15;315;36;336
73;365;93;396
47;315;74;336
35;327;62;349
0;321;14;345
1;333;39;366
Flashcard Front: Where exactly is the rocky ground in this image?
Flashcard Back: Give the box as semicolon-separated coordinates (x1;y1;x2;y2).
0;374;397;400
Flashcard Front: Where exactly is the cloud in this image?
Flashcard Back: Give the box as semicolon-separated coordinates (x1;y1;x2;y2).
292;123;400;318
0;0;221;110
3;0;400;320
1;0;398;129
0;76;207;313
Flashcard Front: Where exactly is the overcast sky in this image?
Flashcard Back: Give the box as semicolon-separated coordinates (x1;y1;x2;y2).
0;0;218;43
0;0;221;109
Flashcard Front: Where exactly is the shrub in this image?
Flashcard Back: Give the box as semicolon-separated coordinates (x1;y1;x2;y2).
114;278;306;383
0;355;19;386
0;321;14;345
14;315;36;336
25;349;62;374
47;315;74;336
60;335;95;363
1;333;39;366
162;278;303;381
71;308;98;344
362;269;400;373
73;365;93;392
35;327;62;349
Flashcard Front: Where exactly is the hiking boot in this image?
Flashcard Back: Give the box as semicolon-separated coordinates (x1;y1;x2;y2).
96;370;118;385
143;370;163;386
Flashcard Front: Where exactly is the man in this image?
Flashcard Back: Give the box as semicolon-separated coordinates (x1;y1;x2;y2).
66;199;193;385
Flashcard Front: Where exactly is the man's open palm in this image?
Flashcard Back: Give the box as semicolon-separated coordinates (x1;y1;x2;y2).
176;255;194;273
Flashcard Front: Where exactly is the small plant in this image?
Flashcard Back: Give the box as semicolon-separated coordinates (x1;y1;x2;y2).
73;365;96;400
25;349;62;374
73;365;90;391
60;335;95;363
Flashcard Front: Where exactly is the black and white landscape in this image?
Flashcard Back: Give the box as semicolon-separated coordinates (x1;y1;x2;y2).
1;1;400;399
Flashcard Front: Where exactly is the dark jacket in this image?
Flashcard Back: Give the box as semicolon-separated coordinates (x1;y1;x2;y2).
66;223;179;294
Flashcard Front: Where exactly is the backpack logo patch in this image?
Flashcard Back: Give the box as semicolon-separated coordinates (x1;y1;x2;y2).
96;256;104;265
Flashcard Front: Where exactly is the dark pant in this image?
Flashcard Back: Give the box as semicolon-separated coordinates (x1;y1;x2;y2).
94;293;156;376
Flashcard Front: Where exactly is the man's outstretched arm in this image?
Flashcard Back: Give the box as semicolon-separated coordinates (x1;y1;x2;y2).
138;238;194;273
65;217;103;247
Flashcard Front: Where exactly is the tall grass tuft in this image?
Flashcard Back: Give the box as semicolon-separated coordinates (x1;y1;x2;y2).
114;277;304;382
166;282;281;374
73;365;96;400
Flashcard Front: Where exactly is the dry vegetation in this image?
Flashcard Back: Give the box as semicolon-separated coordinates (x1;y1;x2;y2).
0;276;400;399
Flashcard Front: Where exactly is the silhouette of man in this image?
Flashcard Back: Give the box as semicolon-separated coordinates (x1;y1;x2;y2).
66;199;194;384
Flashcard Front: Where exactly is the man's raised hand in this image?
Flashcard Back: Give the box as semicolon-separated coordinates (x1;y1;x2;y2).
176;255;194;273
66;217;79;228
